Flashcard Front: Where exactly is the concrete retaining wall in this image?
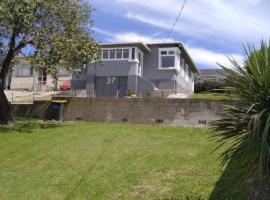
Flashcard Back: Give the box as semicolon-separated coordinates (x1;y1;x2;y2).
12;101;51;119
12;98;240;127
63;98;233;127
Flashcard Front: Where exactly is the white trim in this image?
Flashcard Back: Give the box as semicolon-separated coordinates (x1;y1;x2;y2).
100;47;132;61
137;48;144;76
158;47;179;71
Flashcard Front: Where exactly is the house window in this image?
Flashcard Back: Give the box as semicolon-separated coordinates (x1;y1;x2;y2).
17;64;32;77
109;49;116;59
123;49;129;59
101;48;130;60
58;67;69;76
159;48;178;69
131;48;136;60
116;49;122;59
103;50;109;59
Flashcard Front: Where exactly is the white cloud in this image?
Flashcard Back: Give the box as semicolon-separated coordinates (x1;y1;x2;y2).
91;0;270;44
93;28;243;68
186;45;243;68
92;27;113;37
93;27;174;43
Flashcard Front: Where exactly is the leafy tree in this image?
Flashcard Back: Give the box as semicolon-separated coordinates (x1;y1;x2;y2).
0;0;99;124
213;41;270;199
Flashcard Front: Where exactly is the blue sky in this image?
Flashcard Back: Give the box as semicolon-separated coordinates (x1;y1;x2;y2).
88;0;270;69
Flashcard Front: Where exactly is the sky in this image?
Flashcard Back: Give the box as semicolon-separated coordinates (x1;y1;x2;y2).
87;0;270;69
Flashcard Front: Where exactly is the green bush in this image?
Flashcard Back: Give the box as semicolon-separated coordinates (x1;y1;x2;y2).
212;41;270;198
195;81;224;93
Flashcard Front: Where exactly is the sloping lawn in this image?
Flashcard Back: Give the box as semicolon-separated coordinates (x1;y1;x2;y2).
191;92;240;101
0;120;246;200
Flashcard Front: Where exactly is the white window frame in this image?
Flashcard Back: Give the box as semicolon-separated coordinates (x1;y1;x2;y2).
158;48;179;71
101;47;132;61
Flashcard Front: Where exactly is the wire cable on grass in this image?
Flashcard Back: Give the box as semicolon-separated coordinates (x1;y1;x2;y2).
64;99;136;200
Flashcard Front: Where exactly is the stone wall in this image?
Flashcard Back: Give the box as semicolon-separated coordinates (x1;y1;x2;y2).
61;97;239;127
12;101;51;119
12;98;240;127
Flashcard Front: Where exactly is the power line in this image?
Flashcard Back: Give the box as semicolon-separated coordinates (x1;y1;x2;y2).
64;99;137;200
164;0;187;41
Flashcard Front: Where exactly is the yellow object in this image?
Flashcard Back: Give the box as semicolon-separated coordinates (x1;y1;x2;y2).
51;100;67;104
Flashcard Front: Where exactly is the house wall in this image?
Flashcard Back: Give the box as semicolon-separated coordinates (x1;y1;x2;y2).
74;58;146;97
10;57;71;91
143;44;194;93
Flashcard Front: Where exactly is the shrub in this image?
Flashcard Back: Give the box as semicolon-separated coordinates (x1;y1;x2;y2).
195;81;224;93
212;41;270;199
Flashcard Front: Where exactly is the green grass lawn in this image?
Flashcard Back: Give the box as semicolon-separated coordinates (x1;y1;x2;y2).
191;92;240;101
0;120;247;200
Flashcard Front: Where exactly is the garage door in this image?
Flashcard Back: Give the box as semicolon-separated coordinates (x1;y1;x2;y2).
95;76;128;97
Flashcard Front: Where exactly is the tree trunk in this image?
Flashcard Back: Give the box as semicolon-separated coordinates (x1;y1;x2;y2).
0;80;14;124
0;28;27;124
0;48;16;124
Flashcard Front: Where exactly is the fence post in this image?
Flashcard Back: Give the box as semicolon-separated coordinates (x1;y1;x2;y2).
33;94;34;103
11;93;14;103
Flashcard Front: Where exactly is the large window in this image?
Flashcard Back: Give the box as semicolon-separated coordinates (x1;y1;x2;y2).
159;48;178;69
16;64;32;77
101;48;130;60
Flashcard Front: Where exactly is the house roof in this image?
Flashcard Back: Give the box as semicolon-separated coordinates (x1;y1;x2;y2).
98;42;199;74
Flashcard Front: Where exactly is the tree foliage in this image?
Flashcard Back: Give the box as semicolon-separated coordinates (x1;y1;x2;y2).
0;0;99;79
0;0;99;124
212;41;270;195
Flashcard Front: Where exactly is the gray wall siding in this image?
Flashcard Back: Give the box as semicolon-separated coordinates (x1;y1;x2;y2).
143;46;176;80
84;60;144;97
88;61;134;77
71;71;87;89
143;45;194;93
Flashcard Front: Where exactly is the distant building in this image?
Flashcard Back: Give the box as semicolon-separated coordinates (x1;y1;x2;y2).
0;55;71;91
195;69;227;84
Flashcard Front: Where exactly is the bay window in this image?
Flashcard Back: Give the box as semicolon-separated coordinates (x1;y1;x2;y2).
101;48;130;60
